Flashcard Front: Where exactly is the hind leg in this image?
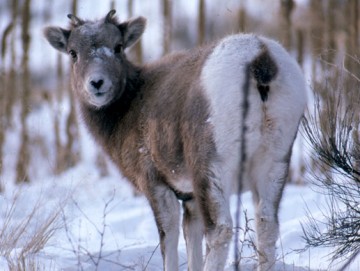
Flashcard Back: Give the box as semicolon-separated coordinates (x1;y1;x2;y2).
250;155;289;271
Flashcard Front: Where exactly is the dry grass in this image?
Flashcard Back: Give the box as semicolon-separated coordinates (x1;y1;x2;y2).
0;188;64;271
61;190;135;270
234;209;258;268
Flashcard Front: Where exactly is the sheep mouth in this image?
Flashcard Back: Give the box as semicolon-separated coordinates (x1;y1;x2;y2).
94;91;106;97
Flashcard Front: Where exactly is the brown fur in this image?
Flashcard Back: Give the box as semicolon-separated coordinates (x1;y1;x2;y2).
76;46;219;238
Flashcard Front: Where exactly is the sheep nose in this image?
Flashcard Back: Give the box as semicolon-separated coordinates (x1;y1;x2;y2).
90;79;104;90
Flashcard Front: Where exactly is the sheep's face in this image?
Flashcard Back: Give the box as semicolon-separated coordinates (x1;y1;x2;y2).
44;10;146;108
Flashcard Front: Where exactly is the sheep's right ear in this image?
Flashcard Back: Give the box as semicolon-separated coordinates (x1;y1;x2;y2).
43;27;71;53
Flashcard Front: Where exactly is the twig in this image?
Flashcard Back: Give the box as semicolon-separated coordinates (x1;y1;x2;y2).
143;243;160;271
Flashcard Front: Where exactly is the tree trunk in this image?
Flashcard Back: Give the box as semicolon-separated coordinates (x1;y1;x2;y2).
323;0;337;64
238;5;246;33
54;0;80;174
110;0;115;10
296;29;304;67
64;0;80;169
16;0;31;183
54;53;64;174
2;0;19;129
280;0;295;50
0;72;4;186
309;0;325;85
197;0;205;45
162;0;172;55
345;0;359;78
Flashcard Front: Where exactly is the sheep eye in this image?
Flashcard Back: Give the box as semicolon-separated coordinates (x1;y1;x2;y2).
68;50;77;61
114;44;123;54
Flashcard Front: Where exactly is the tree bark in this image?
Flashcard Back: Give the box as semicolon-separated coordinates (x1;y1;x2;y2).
54;54;64;174
280;0;295;50
64;0;80;170
197;0;205;45
16;0;31;183
54;0;80;174
2;0;19;128
162;0;172;55
238;6;246;33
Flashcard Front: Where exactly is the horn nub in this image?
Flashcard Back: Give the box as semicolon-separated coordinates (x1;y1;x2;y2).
105;10;116;23
67;14;84;26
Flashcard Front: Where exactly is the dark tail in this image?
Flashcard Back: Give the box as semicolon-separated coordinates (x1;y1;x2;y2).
234;43;279;270
249;45;278;102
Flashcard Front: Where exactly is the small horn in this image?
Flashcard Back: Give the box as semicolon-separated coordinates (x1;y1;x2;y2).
105;9;116;23
67;14;84;26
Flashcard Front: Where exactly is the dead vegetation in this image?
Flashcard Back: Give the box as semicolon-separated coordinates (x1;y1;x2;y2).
0;189;64;271
301;56;360;269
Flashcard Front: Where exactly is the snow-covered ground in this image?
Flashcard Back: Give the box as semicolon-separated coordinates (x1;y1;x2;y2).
1;158;358;271
0;74;358;270
0;106;359;270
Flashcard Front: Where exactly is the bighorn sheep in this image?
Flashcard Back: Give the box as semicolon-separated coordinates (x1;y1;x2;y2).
44;10;306;271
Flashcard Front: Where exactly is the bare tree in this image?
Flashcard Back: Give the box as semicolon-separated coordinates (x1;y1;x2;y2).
295;29;304;68
237;1;246;33
54;0;80;174
197;0;205;45
1;0;19;128
0;72;4;187
309;0;325;79
344;0;360;87
280;0;295;50
323;0;337;65
16;0;32;183
54;53;65;174
162;0;172;55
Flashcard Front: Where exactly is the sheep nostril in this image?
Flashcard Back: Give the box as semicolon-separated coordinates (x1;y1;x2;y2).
90;79;104;90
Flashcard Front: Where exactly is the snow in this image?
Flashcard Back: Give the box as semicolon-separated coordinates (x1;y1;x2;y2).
1;106;358;271
0;80;358;270
1;108;359;270
1;0;359;270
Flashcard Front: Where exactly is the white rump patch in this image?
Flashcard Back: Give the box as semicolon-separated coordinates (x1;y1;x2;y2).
201;33;307;194
201;34;263;195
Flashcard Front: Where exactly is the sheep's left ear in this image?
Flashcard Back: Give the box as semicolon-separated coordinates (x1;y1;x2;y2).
119;17;146;49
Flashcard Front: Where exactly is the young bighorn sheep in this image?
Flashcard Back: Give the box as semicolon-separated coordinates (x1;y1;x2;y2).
44;10;306;271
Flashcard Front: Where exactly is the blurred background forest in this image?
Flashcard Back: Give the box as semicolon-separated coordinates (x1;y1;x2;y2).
0;0;359;188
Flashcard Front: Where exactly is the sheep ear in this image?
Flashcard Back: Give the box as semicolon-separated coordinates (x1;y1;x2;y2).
119;16;146;49
43;27;70;53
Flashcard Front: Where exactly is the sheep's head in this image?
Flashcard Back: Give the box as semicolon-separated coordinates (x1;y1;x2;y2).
44;10;146;108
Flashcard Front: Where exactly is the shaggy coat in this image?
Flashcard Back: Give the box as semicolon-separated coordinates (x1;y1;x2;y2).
44;10;307;271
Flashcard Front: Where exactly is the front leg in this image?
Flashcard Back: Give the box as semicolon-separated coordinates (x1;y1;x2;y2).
183;199;204;271
194;164;233;271
145;183;181;271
